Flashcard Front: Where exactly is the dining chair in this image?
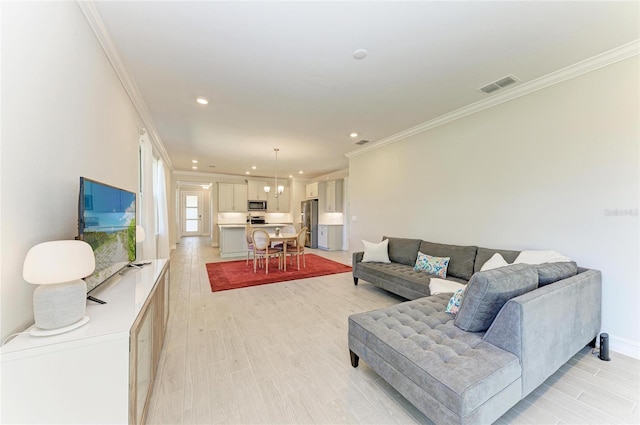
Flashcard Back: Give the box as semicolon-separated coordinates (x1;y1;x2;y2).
284;226;307;270
273;224;296;250
245;224;255;266
251;229;283;274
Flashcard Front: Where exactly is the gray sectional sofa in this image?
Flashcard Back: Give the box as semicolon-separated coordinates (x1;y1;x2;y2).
348;237;602;425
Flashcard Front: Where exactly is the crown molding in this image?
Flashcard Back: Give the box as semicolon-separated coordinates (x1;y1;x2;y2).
345;39;640;159
77;1;173;170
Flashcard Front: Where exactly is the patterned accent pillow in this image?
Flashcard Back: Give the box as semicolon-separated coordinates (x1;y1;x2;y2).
446;288;465;315
414;251;450;278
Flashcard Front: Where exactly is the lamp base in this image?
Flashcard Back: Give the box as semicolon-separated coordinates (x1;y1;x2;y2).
29;316;90;337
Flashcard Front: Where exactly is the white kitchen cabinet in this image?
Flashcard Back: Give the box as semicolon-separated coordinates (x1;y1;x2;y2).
318;224;343;251
218;182;248;212
267;185;290;212
306;182;319;199
247;180;269;200
0;260;170;425
325;180;343;212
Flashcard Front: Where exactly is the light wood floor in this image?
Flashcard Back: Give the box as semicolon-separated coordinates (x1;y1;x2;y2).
146;236;640;425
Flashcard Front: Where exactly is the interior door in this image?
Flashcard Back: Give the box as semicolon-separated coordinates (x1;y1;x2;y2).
181;191;203;236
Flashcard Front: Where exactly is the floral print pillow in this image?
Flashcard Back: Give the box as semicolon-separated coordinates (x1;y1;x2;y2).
446;288;465;315
413;251;450;278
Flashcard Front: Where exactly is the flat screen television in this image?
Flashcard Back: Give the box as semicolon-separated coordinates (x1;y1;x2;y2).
78;177;136;294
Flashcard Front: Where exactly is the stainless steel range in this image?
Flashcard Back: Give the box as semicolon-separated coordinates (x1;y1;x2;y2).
247;215;266;224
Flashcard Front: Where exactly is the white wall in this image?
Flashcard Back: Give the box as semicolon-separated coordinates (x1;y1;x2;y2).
1;2;143;338
349;57;639;357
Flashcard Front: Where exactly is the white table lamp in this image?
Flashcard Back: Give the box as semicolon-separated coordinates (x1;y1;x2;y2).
23;240;95;336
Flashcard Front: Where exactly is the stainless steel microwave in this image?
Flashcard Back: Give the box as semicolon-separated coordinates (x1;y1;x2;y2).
248;200;267;211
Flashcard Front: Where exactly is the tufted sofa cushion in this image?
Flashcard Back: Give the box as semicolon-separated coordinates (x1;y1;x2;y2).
357;262;467;299
349;295;521;418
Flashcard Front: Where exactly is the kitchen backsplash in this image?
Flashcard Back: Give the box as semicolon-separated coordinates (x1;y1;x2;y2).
319;212;344;225
217;212;248;224
217;212;293;224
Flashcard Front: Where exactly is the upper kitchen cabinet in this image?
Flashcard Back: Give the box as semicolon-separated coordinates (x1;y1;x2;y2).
306;182;319;199
267;184;290;212
325;180;343;212
247;180;269;201
218;182;247;212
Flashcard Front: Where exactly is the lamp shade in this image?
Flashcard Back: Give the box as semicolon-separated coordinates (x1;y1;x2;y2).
23;240;95;285
136;225;146;243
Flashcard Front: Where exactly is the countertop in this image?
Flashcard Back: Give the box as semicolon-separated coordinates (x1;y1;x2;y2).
218;223;292;228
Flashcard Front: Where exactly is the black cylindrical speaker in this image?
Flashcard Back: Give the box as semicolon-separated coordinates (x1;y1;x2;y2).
599;333;611;361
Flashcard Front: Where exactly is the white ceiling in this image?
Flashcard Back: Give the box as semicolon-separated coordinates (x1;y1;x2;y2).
94;1;639;179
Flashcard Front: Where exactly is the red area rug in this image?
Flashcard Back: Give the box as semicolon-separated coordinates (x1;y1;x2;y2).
206;254;352;292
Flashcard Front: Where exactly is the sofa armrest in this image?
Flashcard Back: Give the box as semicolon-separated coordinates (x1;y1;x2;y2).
483;269;601;397
353;251;364;265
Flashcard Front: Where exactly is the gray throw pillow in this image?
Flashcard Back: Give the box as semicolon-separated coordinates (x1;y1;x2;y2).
454;264;539;332
535;261;578;286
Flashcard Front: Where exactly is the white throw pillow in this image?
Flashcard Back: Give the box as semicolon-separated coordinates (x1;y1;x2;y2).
514;250;572;265
361;239;391;263
480;253;510;271
429;278;466;295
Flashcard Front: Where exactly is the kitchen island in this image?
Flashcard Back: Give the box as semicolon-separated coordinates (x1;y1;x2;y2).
218;223;293;258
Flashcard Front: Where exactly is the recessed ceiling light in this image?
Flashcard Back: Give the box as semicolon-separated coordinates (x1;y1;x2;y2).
196;97;209;105
353;49;368;60
192;159;198;163
350;132;358;138
192;166;198;170
251;166;257;170
289;175;293;178
245;171;250;175
298;170;304;174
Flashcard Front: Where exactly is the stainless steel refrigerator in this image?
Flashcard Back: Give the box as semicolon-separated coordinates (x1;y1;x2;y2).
301;199;318;248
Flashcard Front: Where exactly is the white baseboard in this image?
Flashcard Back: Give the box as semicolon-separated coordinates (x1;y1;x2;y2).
609;335;640;360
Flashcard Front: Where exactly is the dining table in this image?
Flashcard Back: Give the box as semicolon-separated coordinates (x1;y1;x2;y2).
268;232;298;272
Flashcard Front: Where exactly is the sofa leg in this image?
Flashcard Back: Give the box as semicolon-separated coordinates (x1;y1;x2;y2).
350;350;359;368
353;277;359;286
588;336;597;348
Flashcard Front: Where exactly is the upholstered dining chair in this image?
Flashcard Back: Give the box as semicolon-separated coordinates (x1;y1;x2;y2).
245;224;255;266
282;224;296;234
284;226;307;270
251;229;283;274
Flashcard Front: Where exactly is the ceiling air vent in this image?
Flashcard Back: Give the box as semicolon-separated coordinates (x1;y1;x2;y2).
478;75;519;94
356;139;370;145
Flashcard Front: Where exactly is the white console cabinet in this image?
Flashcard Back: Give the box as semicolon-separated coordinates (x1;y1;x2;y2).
0;259;169;425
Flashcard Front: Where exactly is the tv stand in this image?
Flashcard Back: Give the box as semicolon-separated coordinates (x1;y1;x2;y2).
0;259;170;425
87;295;107;304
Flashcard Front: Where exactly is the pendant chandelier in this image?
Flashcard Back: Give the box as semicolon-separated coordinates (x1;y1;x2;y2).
264;148;284;197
